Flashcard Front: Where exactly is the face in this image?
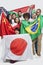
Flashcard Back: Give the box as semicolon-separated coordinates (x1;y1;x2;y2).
25;17;29;21
12;14;16;19
15;18;19;23
18;12;22;17
32;13;36;19
36;9;41;17
9;15;12;20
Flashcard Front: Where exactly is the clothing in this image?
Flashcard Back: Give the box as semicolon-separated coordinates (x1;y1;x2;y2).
32;34;42;55
20;20;30;34
19;16;24;22
32;15;43;55
13;22;21;29
20;19;40;40
29;18;35;22
32;38;37;55
9;20;12;24
11;19;17;27
37;34;42;55
20;15;43;55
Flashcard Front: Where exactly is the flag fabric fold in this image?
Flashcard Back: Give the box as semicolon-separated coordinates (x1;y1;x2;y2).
2;34;33;61
11;5;35;13
20;18;41;40
25;19;40;34
1;13;15;36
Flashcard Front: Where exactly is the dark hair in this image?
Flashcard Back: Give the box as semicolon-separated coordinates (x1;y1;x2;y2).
14;17;20;24
15;28;20;31
23;13;30;19
36;9;41;12
12;13;16;16
7;14;11;20
7;14;12;24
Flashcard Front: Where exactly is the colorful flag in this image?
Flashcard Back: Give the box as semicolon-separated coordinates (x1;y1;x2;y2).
20;17;41;40
3;34;33;61
11;5;35;13
1;13;15;36
25;19;40;34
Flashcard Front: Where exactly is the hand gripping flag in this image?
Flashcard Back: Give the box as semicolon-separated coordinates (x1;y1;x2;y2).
1;13;15;36
2;34;33;61
25;18;40;34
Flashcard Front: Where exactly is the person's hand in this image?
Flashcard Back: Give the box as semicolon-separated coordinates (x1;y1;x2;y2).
15;30;19;34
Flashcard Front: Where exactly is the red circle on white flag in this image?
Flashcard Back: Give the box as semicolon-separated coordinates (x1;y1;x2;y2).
10;38;27;56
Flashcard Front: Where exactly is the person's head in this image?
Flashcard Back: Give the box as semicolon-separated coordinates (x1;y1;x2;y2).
15;28;20;34
15;17;20;23
36;9;41;17
12;13;16;19
32;13;36;19
7;14;12;20
23;13;30;21
18;10;22;17
31;10;36;19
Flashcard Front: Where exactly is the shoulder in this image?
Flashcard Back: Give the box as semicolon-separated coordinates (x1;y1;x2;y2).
40;15;43;18
22;20;27;24
40;15;43;20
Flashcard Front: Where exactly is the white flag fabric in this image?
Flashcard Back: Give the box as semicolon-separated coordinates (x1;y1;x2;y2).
2;34;33;61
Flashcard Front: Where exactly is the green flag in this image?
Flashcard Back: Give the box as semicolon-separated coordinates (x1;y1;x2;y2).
20;20;30;34
40;15;43;29
20;16;43;40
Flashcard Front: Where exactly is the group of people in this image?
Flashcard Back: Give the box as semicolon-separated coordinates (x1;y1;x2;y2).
0;7;43;63
7;11;21;34
7;8;43;57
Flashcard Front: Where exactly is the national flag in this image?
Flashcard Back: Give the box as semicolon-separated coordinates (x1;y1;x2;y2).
3;34;33;61
20;17;41;40
1;13;15;36
11;5;35;13
25;19;40;34
9;5;35;19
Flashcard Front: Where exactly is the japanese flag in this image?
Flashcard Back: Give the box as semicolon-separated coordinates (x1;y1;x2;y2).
3;34;33;61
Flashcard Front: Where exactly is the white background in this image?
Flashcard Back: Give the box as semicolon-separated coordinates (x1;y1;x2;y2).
0;0;43;13
0;0;43;65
